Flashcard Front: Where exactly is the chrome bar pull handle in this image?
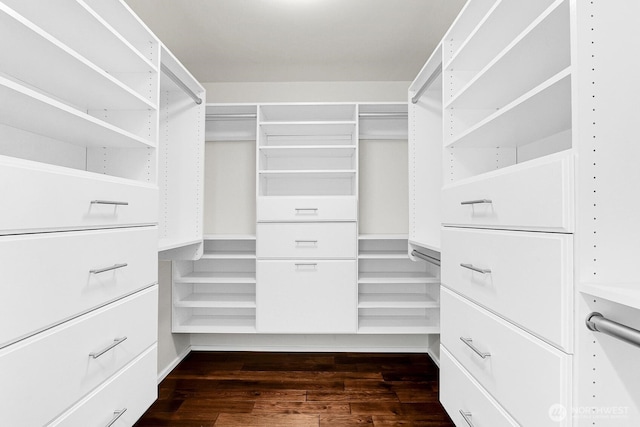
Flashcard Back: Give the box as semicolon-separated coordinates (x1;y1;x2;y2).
295;263;318;270
461;199;492;205
105;408;127;427
460;337;491;359
89;337;127;359
459;410;475;427
90;263;128;275
91;200;129;206
295;208;318;213
460;263;491;274
295;240;318;245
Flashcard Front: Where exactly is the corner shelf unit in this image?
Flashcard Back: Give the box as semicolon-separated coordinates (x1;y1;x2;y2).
357;236;440;334
172;235;257;333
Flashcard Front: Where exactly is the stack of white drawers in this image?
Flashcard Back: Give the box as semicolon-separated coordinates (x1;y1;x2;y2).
0;159;159;426
439;153;574;426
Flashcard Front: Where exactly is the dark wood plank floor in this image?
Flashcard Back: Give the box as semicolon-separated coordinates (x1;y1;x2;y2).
135;352;455;427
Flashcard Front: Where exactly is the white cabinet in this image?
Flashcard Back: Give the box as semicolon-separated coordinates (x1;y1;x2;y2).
414;0;640;424
257;222;357;259
0;2;160;424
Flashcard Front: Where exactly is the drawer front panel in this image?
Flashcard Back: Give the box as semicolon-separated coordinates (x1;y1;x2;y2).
50;345;157;427
442;153;573;232
0;159;158;234
0;286;157;427
257;222;356;259
0;226;158;347
441;227;573;350
440;347;518;427
257;196;357;222
441;288;571;427
257;260;357;333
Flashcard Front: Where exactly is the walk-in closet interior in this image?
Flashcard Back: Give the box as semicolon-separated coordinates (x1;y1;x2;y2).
1;0;639;425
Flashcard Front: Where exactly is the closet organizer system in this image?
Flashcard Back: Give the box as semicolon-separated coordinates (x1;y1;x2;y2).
173;103;441;356
0;0;204;425
410;0;640;426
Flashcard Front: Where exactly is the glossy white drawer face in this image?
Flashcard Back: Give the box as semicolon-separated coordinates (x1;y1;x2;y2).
441;288;572;427
50;346;157;427
257;196;357;222
257;222;356;259
442;153;574;232
440;347;518;427
0;226;158;348
257;260;357;333
0;286;157;427
0;159;158;234
441;227;573;351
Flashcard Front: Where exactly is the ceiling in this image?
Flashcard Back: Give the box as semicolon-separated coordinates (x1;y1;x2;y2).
124;0;466;83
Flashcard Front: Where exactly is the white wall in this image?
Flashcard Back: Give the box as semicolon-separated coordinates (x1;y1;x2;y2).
203;81;410;103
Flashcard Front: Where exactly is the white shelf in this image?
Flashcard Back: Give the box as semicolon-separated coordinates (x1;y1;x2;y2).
2;0;156;75
580;284;640;311
201;252;256;260
159;237;202;252
447;68;571;148
446;0;557;72
446;0;570;109
357;316;440;335
204;234;256;241
173;315;256;333
175;272;257;284
359;234;408;240
0;76;155;149
358;294;439;309
358;272;440;284
259;122;356;138
0;5;156;111
259;104;356;122
259;170;356;175
175;293;256;309
358;250;408;259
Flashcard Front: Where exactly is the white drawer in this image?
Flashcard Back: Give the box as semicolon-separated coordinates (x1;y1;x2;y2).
442;227;573;351
440;347;518;427
50;345;157;427
257;260;357;333
0;286;157;427
257;196;357;222
0;157;158;234
442;152;574;232
0;226;158;347
441;288;572;427
257;222;356;259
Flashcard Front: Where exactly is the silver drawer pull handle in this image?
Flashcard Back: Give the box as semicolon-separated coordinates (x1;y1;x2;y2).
90;263;128;275
105;408;127;427
89;336;127;359
460;263;491;274
460;337;491;359
461;199;492;205
295;208;318;212
459;410;475;427
91;200;129;206
295;240;318;245
295;263;318;270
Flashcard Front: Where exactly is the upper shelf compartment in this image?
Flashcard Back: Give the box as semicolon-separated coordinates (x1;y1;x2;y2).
359;104;408;140
259;122;357;147
259;104;356;122
0;4;157;112
206;104;257;142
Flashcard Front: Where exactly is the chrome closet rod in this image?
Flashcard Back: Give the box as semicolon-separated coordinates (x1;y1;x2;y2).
586;312;640;349
205;113;257;120
161;63;202;105
358;112;408;118
411;249;441;267
411;63;442;104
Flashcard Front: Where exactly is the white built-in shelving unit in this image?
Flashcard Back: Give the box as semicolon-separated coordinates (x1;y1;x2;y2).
411;0;640;425
0;1;161;424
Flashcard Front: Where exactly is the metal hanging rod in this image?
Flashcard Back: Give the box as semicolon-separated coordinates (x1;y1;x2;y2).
358;112;408;119
161;63;202;105
205;113;257;120
411;249;441;267
586;312;640;349
411;63;442;104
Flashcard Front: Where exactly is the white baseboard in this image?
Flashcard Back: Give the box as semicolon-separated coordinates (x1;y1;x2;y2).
157;346;191;384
